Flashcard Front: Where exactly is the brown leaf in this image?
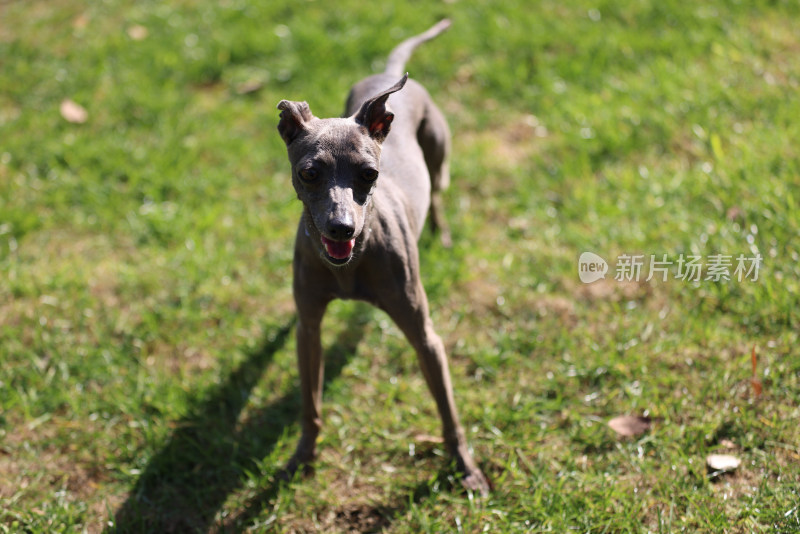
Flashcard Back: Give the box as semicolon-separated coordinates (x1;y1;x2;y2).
751;377;763;397
751;345;762;398
608;415;651;437
127;25;148;40
726;206;743;221
235;79;265;95
706;454;741;472
413;434;444;444
60;99;88;124
72;13;89;30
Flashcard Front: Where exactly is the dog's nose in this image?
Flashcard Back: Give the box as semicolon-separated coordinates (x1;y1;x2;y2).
327;217;355;240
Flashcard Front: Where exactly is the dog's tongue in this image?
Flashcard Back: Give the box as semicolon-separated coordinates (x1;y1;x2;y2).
321;237;355;260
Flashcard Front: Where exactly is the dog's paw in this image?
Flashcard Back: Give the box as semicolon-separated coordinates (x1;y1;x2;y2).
439;229;453;249
460;467;491;498
279;454;316;482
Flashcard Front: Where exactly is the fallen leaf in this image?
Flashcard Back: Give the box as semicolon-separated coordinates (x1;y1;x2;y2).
72;14;90;30
60;99;88;124
127;25;148;40
413;434;444;444
608;415;651;437
726;206;743;221
235;79;265;95
706;454;741;472
751;345;762;398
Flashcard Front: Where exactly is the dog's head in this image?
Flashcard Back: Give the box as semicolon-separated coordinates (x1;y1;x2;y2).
277;75;407;266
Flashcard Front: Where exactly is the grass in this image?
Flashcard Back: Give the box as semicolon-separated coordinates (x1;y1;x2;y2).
1;0;799;532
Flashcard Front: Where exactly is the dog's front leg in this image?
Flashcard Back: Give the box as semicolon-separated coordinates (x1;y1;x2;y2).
381;279;490;496
285;297;328;477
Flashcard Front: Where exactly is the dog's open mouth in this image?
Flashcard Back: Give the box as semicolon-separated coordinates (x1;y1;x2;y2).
321;236;355;264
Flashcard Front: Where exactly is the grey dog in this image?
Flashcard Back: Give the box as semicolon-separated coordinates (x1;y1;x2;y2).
276;19;489;495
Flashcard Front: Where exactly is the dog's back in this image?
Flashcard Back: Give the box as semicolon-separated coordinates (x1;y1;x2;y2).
344;21;452;241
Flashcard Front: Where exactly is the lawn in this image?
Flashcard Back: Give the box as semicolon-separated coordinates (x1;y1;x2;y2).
1;0;798;532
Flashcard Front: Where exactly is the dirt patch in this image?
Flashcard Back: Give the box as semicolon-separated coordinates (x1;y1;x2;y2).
574;278;651;302
278;501;396;534
330;503;394;533
457;276;505;316
457;114;547;173
533;295;577;323
0;417;124;533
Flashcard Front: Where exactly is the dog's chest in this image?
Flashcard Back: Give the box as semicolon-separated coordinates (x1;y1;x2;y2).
327;265;376;303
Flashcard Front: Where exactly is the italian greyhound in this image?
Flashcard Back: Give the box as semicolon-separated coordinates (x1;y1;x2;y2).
277;19;489;496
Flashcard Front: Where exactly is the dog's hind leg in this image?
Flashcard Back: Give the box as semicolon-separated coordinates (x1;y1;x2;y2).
417;100;453;248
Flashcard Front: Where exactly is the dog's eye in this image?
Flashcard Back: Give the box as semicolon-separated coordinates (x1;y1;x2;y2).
362;169;379;182
299;168;318;182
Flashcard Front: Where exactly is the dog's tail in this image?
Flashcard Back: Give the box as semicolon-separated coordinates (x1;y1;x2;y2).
384;19;452;77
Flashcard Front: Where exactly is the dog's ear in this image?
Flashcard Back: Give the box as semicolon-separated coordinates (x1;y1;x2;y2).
277;100;314;145
353;73;408;142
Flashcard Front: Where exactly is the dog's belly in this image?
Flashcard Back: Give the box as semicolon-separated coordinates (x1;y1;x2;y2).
379;143;431;240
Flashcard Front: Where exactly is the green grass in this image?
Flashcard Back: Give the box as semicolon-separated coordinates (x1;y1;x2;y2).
1;0;799;532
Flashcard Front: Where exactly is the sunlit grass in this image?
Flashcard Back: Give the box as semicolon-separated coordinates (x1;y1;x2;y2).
1;0;798;532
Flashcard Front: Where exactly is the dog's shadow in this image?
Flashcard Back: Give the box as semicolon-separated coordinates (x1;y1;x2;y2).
109;308;371;533
110;304;464;533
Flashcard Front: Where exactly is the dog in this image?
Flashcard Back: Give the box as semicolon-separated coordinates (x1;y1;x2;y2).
276;19;489;495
